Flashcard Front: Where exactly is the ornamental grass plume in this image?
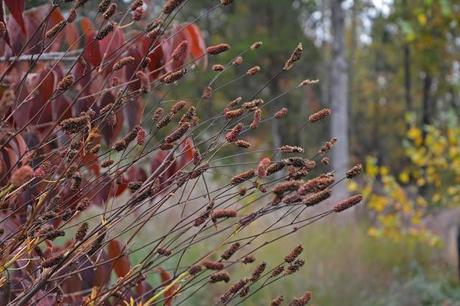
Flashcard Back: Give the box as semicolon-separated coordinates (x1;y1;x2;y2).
0;1;364;305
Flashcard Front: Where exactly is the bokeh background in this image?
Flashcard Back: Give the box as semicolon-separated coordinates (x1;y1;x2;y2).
26;0;460;304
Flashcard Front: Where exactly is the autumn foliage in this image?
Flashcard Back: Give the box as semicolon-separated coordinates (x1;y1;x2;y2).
0;1;362;305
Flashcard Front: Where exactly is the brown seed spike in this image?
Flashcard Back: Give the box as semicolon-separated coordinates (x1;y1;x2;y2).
302;190;331;207
103;3;117;19
207;43;230;55
209;271;230;283
271;296;284;306
225;123;243;143
283;42;303;71
333;194;363;212
96;23;114;40
224;108;244;120
202;86;213;100
98;0;111;13
163;0;185;14
275;107;288;119
231;169;255;185
220;0;233;5
221;242;240;260
284;245;304;263
202;259;224;270
247;65;261;76
346;163;362;179
308;108;331;123
235;139;251;148
57;75;74;92
211;209;237;221
75;222;89;241
164;122;190;143
113;56;135;71
250;41;263;50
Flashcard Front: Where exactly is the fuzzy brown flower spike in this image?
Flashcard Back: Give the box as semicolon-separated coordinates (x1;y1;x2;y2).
308;108;331;123
334;194;363;212
275;107;288;119
346;163;362;179
57;75;74;92
289;291;312;306
283;43;303;71
207;43;230;55
163;0;185;14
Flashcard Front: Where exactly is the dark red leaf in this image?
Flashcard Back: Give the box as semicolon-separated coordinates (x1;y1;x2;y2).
107;239;131;278
4;0;25;34
157;267;180;306
81;18;101;67
182;23;207;68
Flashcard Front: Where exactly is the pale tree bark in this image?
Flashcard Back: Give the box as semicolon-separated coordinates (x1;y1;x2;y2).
329;0;349;203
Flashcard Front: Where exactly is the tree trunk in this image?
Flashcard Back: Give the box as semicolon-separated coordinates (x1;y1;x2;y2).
330;0;349;202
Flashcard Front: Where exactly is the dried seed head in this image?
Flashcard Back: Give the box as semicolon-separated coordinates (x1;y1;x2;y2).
247;65;261;76
75;0;90;8
162;69;187;83
243;99;264;111
10;165;34;187
346;163;362;179
42;254;64;268
180;106;196;124
289;291;312;306
285;245;303;263
156;112;173;129
272;180;303;195
212;64;225;72
271;296;284;306
210;271;230;283
231;169;255;185
189;265;203;275
146;28;162;39
207;43;230;55
163;0;185;14
57;75;74;91
250;262;266;282
153;107;164;123
228;97;242;108
112;139;127;151
298;175;335;195
164;122;190;143
221;242;240;260
221;278;248;302
266;161;286;176
136;128;146;145
101;159;115;168
113;56;135;71
334;194;363;212
235;139;251;148
202;259;224;270
220;0;233;5
96;23;114;40
286;258;305;275
250;108;261;129
98;0;111;13
224;108;244;119
308;108;331;123
46;20;67;39
275;107;288;119
232;56;243;66
321;157;330;165
103;3;117;19
131;0;143;11
211;209;238;221
202;86;213;100
284;42;303;71
171;100;187;114
271;266;285;277
225;123;243;143
280;145;304;153
319;138;337;155
76;222;89;241
299;79;320;86
76;197;90;211
172;41;188;62
67;8;77;22
250;41;263;50
157;247;172;256
242;255;255;264
302;189;331;207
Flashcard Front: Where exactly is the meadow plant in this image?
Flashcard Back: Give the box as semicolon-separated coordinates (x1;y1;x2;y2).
0;0;362;304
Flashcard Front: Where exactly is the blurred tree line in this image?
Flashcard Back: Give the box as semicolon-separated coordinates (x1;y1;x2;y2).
179;0;460;179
